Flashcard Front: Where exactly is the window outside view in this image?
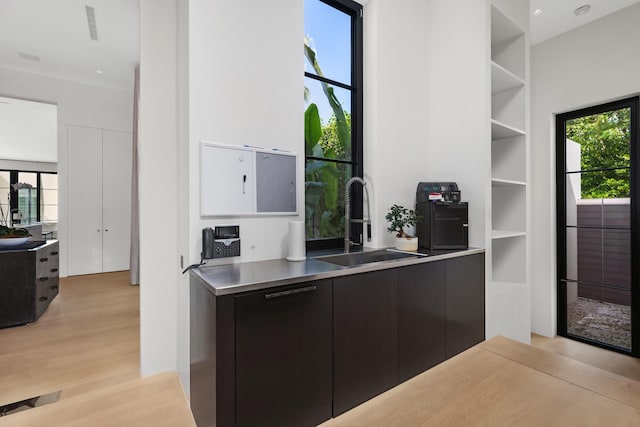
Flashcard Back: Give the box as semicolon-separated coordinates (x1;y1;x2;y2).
304;0;356;244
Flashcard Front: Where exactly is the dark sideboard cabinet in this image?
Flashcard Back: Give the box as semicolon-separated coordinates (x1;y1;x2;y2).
190;252;485;427
0;240;60;328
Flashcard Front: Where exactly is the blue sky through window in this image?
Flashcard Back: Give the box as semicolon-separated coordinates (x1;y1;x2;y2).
304;0;352;125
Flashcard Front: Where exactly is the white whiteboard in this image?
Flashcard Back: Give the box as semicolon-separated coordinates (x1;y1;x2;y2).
200;141;298;216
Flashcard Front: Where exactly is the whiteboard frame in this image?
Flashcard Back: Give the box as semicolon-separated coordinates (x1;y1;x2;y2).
200;141;299;217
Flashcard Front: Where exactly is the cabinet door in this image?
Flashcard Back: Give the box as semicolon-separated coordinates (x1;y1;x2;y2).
445;254;485;358
67;125;103;276
398;261;446;383
102;130;132;272
235;280;332;427
333;269;398;416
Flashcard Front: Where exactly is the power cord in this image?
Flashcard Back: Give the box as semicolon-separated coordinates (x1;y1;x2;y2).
182;255;205;274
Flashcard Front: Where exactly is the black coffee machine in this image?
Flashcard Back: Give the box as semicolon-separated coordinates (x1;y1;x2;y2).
415;182;468;250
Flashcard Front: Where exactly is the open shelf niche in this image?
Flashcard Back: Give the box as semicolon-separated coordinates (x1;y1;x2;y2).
487;3;530;343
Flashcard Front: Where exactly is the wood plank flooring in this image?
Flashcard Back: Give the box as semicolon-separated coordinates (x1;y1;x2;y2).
0;271;195;426
0;271;140;408
323;336;640;426
0;371;194;427
531;333;640;382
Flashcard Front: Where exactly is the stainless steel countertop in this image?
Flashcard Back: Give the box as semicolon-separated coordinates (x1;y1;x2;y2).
191;247;485;296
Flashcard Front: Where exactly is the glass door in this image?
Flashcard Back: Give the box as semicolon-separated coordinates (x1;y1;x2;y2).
557;97;639;355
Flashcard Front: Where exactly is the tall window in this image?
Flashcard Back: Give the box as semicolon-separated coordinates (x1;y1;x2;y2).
304;0;363;250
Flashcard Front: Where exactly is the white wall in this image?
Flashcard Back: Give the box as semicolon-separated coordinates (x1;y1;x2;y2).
187;0;304;269
363;0;432;248
176;0;191;395
531;3;640;336
139;0;180;377
0;68;133;277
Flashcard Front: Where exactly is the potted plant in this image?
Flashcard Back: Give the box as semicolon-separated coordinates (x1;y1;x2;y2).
0;197;31;247
385;204;421;251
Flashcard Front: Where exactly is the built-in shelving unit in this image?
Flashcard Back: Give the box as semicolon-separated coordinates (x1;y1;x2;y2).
488;4;530;344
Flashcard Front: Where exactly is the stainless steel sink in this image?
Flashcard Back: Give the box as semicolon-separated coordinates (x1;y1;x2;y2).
315;249;424;267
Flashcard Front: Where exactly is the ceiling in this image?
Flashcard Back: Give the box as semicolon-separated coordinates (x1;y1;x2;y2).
0;0;139;91
530;0;640;45
0;0;138;164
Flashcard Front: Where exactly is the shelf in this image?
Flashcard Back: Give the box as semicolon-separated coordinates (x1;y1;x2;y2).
491;136;525;183
492;236;526;284
491;7;524;46
491;178;525;187
491;230;526;240
491;119;525;140
491;61;525;94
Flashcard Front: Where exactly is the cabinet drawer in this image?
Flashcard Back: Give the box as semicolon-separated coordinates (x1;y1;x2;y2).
35;244;59;278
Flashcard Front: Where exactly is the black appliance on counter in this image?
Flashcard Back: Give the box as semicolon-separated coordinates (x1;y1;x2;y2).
415;182;468;250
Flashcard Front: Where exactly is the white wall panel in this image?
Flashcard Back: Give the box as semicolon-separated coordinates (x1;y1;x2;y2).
67;125;103;275
102;130;132;272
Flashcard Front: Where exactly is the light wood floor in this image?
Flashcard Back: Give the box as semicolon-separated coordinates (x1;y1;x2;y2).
323;336;640;426
0;271;140;408
531;333;640;382
0;271;195;426
2;271;639;426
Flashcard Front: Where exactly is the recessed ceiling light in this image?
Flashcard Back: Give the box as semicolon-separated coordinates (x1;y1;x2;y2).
96;70;103;74
534;8;543;16
574;4;591;16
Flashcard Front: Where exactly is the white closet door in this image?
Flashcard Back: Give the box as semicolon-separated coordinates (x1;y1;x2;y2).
102;130;132;272
68;125;103;275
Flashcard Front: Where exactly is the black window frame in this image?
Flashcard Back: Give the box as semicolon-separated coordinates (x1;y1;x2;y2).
305;0;363;251
556;96;640;357
0;169;58;224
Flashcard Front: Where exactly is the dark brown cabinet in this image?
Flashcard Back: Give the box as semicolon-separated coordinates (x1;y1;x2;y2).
190;252;485;427
0;241;59;328
333;269;398;416
445;253;485;358
398;261;446;382
234;280;332;427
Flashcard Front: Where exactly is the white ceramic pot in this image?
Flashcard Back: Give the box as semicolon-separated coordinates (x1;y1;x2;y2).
395;236;418;252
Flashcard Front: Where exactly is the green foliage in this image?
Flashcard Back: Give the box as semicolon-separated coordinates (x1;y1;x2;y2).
319;113;351;160
385;205;422;238
304;38;352;240
566;108;630;199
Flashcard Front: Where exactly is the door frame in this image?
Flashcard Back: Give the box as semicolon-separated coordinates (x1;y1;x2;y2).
556;95;640;357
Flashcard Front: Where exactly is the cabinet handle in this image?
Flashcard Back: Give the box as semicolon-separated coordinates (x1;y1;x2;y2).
51;251;59;256
39;296;48;302
51;268;58;273
39;277;49;282
40;257;48;262
265;285;317;299
50;285;58;290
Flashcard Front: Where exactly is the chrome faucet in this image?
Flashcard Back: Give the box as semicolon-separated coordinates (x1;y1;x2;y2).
344;177;371;253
